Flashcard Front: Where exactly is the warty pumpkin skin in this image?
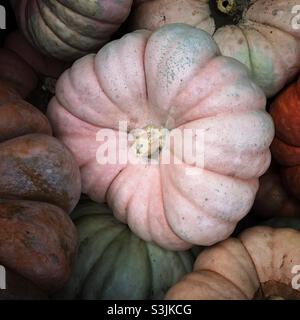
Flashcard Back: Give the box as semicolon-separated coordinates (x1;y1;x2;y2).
129;0;300;97
47;24;274;250
11;0;134;61
270;76;300;202
54;201;196;300
166;226;300;300
0;80;81;292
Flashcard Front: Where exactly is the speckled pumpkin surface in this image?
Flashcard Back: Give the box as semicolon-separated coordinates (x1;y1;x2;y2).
48;24;274;250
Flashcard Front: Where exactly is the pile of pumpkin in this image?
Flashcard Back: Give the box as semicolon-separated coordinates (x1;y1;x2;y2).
1;0;300;300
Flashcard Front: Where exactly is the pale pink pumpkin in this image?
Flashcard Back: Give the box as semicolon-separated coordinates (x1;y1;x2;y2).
47;24;274;250
11;0;133;61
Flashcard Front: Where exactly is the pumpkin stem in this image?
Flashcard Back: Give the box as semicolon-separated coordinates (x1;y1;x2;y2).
216;0;237;15
132;125;165;159
210;0;248;27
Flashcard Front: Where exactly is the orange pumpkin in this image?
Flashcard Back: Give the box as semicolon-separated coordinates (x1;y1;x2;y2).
270;76;300;201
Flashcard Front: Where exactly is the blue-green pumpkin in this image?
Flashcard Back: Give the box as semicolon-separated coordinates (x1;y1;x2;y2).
55;201;198;300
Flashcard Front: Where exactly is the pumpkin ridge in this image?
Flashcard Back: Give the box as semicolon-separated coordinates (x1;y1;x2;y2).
162;159;253;224
77;223;128;297
245;22;291;78
35;0;92;53
245;4;299;39
67;217;122;298
55;0;121;26
157;161;184;245
199;268;249;299
105;166;128;208
237;25;254;76
41;0;109;41
126;167;153;229
238;231;266;298
165;57;223;127
30;2;86;56
91;56;130;125
217;239;260;298
220;239;260;284
83;227;130;298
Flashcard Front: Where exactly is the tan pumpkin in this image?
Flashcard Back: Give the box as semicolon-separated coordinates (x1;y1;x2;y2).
166;225;300;300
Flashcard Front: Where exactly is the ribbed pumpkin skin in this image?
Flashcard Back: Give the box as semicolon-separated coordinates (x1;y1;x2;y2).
55;201;196;300
11;0;133;61
166;226;300;300
0;80;80;293
270;77;300;201
47;24;274;250
129;0;300;97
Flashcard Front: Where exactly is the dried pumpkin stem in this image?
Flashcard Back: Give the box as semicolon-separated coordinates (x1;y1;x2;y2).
216;0;237;15
132;125;165;159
